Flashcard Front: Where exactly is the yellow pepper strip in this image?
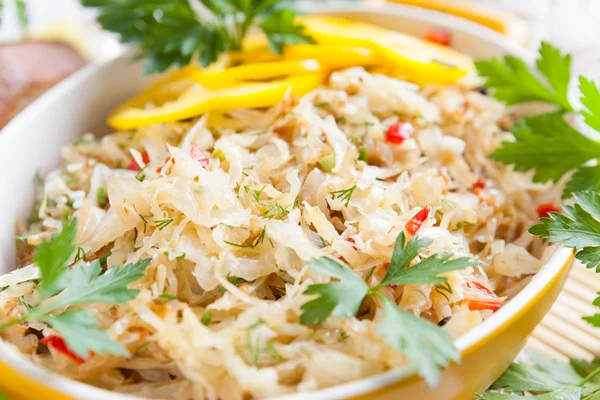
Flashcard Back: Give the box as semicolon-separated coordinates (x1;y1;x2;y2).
108;73;324;131
233;42;380;69
297;16;474;85
189;59;322;88
113;64;204;112
109;59;236;112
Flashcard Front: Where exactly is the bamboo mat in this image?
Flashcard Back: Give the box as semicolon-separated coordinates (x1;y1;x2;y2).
526;261;600;360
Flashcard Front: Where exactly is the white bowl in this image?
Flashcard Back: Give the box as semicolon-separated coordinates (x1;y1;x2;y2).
0;3;572;400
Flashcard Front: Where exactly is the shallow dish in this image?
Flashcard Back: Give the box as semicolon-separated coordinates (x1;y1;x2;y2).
0;3;574;400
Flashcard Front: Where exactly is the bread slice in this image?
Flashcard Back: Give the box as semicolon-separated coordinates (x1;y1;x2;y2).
0;41;87;129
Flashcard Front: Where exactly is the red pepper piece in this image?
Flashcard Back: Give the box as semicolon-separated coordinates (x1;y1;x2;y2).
472;178;486;195
467;300;502;312
190;144;209;167
385;122;414;145
466;281;494;296
346;237;358;250
536;203;560;219
156;156;176;174
127;151;150;171
41;335;88;364
406;206;431;236
424;28;452;46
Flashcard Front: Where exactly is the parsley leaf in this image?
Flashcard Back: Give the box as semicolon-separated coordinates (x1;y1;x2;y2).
300;256;368;326
376;232;480;288
528;352;585;384
301;232;466;387
563;166;600;200
490;113;600;196
530;191;600;326
571;358;600;379
50;259;150;309
580;76;600;132
0;219;151;360
478;387;582;400
82;0;313;73
375;294;458;387
35;218;77;300
583;313;600;328
40;310;128;358
491;362;567;392
536;42;572;107
475;42;573;111
530;191;600;271
479;353;600;400
479;44;600;199
259;9;315;54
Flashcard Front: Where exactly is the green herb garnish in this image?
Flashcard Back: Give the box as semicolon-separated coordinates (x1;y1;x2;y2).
0;219;150;359
96;187;107;208
478;353;600;400
300;232;479;386
318;154;336;173
201;311;213;325
159;293;177;302
330;185;357;208
155;218;174;231
475;42;573;111
358;146;368;162
224;227;267;248
82;0;314;73
489;112;600;198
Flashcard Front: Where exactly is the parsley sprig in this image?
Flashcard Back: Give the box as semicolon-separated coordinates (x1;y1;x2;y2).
478;353;600;400
529;191;600;326
300;232;480;386
530;191;600;271
478;42;600;199
82;0;314;73
0;219;150;359
475;42;573;111
478;42;600;396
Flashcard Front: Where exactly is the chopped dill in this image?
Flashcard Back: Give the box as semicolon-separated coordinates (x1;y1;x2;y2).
434;282;453;302
259;202;289;220
330;185;357;207
155;219;174;231
252;185;266;202
159;293;177;302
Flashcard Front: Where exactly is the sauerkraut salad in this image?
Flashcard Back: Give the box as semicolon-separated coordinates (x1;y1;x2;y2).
2;66;559;400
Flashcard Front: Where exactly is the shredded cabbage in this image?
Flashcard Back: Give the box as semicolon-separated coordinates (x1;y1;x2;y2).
3;67;556;400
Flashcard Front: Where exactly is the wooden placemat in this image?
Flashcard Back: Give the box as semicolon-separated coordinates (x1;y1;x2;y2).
526;261;600;360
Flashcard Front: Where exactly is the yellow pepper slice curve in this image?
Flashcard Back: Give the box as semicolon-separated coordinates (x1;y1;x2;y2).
108;73;324;131
233;41;380;69
297;16;474;85
189;59;322;88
